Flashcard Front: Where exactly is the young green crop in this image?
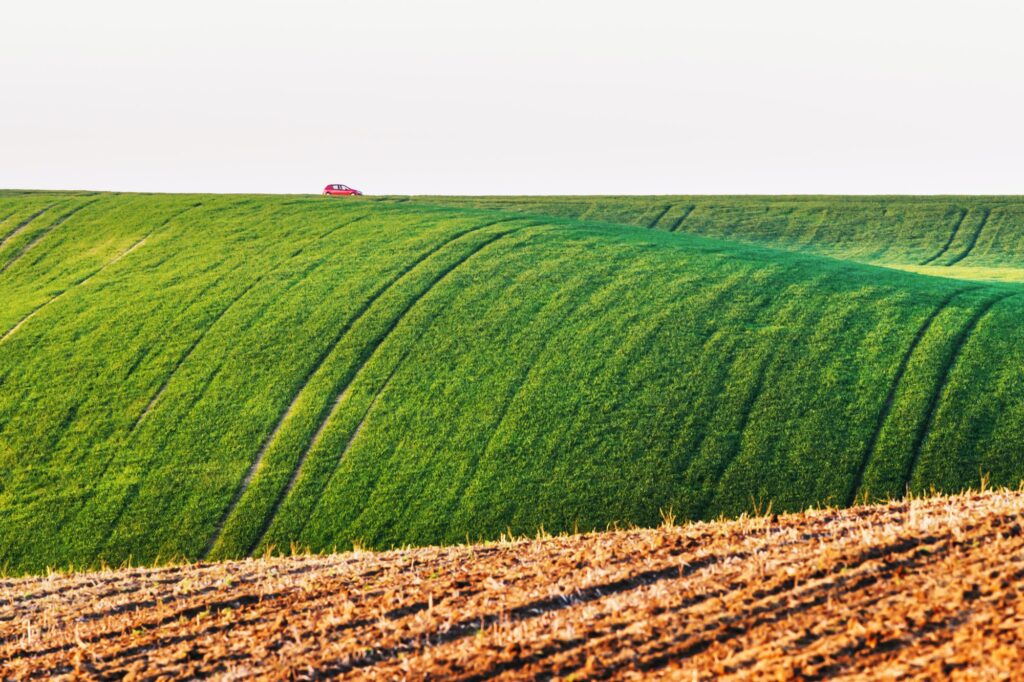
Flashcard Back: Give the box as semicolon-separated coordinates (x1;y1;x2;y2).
411;195;1024;278
2;191;1024;575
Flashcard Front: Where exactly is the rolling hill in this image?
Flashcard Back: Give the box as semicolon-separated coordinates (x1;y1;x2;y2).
2;191;1024;574
412;195;1024;278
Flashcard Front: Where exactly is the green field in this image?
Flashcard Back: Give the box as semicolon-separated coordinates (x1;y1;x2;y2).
2;190;1024;574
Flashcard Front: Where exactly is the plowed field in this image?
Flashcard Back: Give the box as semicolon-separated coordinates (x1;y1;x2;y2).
4;490;1023;680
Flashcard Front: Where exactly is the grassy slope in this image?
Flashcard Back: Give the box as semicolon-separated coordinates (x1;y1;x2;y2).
1;191;1024;574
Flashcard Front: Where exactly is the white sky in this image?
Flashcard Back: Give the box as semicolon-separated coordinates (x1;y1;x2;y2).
2;0;1023;195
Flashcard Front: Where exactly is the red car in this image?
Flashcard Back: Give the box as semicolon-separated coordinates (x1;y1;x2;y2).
323;183;363;196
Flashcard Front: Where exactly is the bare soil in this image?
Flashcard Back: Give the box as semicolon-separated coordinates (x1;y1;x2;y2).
3;490;1023;680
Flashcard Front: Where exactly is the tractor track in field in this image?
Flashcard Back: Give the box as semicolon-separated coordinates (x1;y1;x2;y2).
129;279;262;431
0;205;52;251
845;287;976;505
799;206;832;247
0;302;54;346
0;200;99;275
63;260;250;519
441;272;626;528
137;247;349;437
668;205;696;232
90;257;339;557
277;226;533;544
7;491;1024;679
646;205;672;229
205;219;532;558
919;208;968;266
114;260;247;431
248;348;410;556
902;292;1018;491
0;204;202;346
79;203;203;286
127;212;370;432
694;292;788;520
946;207;992;266
668;284;773;491
212;219;525;546
701;348;774;516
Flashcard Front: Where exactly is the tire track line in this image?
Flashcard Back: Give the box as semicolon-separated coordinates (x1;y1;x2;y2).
669;286;773;488
919;208;968;266
79;202;201;285
18;260;245;505
946;207;991;266
646;204;672;229
800;207;831;247
902;292;1017;492
205;219;529;557
287;227;530;543
667;205;696;232
0;212;17;232
0;206;52;251
82;258;243;458
699;350;774;518
128;279;261;432
127;213;371;432
976;208;1007;261
247;352;410;555
0;200;99;274
845;288;973;505
578;201;598;221
444;273;625;527
332;359;404;460
93;255;339;555
93;306;255;548
0;204;202;346
695;277;827;518
684;292;784;520
115;260;245;428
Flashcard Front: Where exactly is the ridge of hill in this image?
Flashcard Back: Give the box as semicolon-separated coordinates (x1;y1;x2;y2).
410;195;1024;281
